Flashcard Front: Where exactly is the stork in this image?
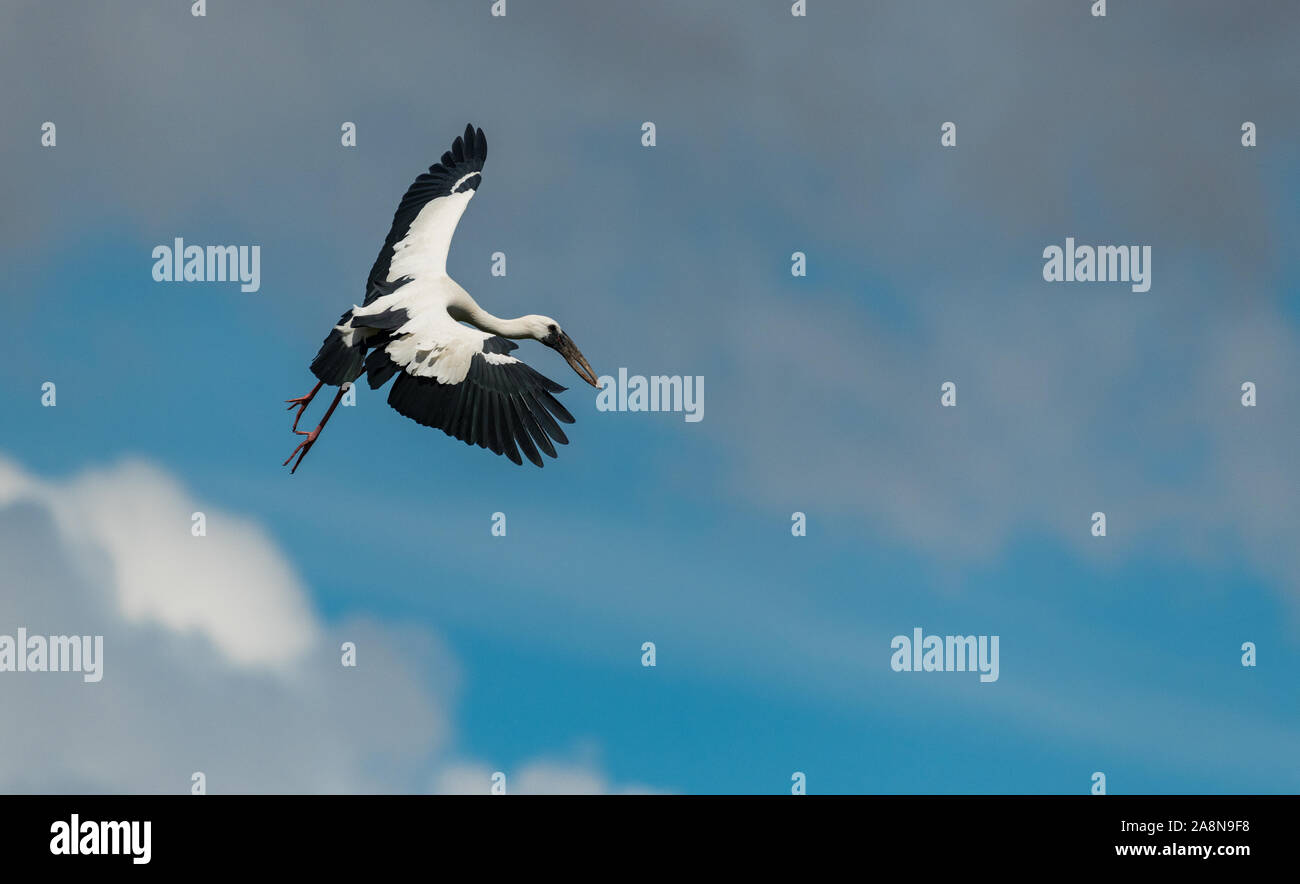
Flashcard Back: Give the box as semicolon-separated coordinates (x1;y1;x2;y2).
283;124;599;473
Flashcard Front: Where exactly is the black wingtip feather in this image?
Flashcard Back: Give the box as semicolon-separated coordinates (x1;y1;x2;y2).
538;389;576;424
379;348;571;468
495;395;523;465
366;128;489;294
514;394;557;460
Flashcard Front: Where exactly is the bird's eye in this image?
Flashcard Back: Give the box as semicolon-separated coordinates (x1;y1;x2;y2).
548;324;558;334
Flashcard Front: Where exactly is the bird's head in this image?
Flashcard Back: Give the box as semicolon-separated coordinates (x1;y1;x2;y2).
528;316;599;388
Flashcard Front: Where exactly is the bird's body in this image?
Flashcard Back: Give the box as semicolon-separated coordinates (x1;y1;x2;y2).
284;124;598;472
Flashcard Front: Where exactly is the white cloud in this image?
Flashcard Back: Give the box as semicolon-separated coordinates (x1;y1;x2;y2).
0;456;318;668
0;455;645;794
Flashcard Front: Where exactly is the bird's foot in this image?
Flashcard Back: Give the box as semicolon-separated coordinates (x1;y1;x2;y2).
285;398;311;433
283;427;321;474
285;381;323;433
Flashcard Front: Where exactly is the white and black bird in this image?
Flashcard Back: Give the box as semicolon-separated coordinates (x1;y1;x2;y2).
284;124;599;473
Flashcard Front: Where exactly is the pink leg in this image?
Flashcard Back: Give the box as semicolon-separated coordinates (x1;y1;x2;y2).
283;384;347;474
285;380;324;433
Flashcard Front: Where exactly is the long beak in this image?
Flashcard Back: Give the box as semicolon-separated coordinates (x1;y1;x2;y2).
554;332;599;388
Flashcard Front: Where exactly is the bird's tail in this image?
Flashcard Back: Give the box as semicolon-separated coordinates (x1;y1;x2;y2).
309;310;366;386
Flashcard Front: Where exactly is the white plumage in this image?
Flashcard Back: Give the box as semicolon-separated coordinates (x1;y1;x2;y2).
352;278;509;386
283;124;598;473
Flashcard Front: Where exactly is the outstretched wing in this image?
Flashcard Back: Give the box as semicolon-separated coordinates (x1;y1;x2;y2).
355;295;575;468
364;123;486;303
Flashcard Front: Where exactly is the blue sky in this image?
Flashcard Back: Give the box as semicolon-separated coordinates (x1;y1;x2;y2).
1;0;1298;793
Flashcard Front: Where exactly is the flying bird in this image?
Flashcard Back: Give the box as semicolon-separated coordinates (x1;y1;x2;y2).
283;124;599;473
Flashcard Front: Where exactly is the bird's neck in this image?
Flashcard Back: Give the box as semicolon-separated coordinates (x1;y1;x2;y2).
457;295;533;340
446;281;537;339
464;304;534;339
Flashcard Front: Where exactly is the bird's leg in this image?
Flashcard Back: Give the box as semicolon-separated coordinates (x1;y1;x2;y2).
283;383;348;474
285;379;325;433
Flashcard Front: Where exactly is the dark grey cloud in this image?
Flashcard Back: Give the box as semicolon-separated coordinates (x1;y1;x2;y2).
2;1;1297;600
